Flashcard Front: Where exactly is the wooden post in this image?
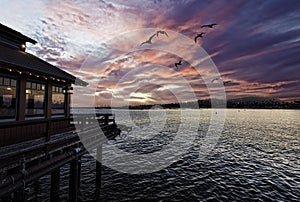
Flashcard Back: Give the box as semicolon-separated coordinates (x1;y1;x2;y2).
46;83;52;119
96;145;102;192
12;187;25;202
77;157;81;191
46;119;51;141
46;82;52;144
104;115;109;125
2;193;12;201
65;85;71;118
69;159;79;202
50;168;60;202
17;76;26;121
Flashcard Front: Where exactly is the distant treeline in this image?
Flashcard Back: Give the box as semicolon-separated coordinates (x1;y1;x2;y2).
94;97;300;110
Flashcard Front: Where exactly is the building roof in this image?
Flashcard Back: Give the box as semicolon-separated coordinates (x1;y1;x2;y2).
0;45;87;86
0;23;37;44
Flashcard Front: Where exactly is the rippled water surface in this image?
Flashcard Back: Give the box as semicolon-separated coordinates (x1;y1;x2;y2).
29;109;299;201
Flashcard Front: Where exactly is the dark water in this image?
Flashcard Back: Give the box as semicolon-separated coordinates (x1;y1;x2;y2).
27;109;299;201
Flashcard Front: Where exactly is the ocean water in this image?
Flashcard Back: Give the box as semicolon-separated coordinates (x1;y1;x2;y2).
27;109;299;201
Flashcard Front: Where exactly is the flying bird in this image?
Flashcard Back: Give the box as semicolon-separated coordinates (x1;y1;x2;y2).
201;23;217;28
156;30;168;37
223;80;231;85
194;32;205;43
140;33;157;46
211;77;220;83
175;60;182;68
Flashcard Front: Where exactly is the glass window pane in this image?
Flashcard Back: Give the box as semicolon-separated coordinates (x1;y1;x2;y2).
25;81;45;117
52;85;65;116
4;78;9;86
26;82;31;89
0;76;17;120
11;80;16;87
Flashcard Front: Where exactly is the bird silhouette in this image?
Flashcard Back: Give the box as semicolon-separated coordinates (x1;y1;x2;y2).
223;80;231;85
175;60;182;68
156;30;168;37
201;23;217;28
194;32;205;43
211;77;220;83
140;33;157;46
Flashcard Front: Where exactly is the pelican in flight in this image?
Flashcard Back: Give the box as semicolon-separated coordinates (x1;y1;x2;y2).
201;23;217;28
140;33;156;46
156;30;168;37
175;60;182;68
194;32;205;43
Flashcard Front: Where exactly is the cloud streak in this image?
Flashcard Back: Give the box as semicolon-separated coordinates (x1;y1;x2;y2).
1;0;300;105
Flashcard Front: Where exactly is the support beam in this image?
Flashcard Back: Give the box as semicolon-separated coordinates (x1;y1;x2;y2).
50;168;60;202
46;82;52;119
12;187;25;202
69;159;79;202
46;83;52;143
65;85;71;118
17;76;26;121
96;145;102;192
2;193;12;201
77;157;81;191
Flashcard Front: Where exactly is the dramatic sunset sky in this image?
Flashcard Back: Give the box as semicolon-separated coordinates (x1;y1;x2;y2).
1;0;300;106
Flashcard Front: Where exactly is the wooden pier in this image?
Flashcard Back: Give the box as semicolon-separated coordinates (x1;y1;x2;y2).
0;113;120;201
0;23;121;201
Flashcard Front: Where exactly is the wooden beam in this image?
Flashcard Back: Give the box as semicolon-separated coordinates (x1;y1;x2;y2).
77;157;81;191
96;145;102;192
50;168;60;202
16;76;26;121
69;159;79;202
46;83;52;119
12;187;25;202
66;85;71;118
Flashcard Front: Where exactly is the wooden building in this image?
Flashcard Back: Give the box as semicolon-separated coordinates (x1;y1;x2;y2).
0;24;120;201
0;23;87;146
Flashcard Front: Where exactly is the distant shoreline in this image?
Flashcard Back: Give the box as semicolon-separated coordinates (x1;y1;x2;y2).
72;107;300;110
72;96;300;110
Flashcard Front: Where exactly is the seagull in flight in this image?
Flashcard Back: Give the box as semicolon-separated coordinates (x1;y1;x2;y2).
201;23;217;28
223;80;231;85
156;30;168;37
175;60;182;68
140;33;157;46
211;77;221;83
194;32;205;43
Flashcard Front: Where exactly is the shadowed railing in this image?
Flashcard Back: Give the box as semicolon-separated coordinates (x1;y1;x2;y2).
0;113;120;198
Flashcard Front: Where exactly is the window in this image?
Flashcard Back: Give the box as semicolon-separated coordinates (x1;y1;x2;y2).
0;76;17;121
52;86;65;116
25;81;45;118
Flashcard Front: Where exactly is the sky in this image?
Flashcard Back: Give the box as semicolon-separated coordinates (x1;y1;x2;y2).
1;0;300;106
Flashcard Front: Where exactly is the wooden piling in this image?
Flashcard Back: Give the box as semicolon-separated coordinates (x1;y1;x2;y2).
12;187;25;202
69;159;79;202
50;168;60;202
77;157;81;191
96;145;102;192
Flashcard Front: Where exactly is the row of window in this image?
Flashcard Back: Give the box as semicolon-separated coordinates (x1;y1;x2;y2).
0;76;66;121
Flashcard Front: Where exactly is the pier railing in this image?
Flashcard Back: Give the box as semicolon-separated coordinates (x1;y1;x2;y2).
0;113;119;147
0;113;120;199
